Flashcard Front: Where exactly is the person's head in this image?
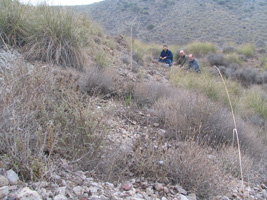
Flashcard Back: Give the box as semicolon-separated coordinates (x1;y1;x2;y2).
163;45;168;51
180;50;185;56
189;54;194;61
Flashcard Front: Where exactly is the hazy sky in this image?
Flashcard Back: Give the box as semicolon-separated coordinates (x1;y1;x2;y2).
19;0;104;6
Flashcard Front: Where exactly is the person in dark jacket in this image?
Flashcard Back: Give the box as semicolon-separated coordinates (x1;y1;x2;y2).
176;50;188;68
158;45;173;66
186;54;201;73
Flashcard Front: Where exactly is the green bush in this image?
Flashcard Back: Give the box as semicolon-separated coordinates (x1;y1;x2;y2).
186;42;217;57
225;53;242;65
146;24;155;30
238;44;256;58
245;90;267;120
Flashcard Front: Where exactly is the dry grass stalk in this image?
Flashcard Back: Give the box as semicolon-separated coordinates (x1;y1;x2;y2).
214;65;245;196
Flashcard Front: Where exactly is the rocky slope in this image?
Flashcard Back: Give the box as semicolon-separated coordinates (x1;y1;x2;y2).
0;36;267;200
74;0;267;47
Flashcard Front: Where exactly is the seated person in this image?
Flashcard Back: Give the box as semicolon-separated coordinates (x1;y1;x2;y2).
186;54;201;73
158;45;173;67
176;50;188;68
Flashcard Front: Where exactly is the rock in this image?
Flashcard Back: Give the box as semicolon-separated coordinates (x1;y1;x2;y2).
128;188;136;196
54;194;68;200
17;187;42;200
141;181;148;189
121;181;133;191
55;187;66;196
89;186;99;194
73;186;84;196
161;197;167;200
154;183;163;192
153;123;160;127
261;184;267;189
6;169;19;185
262;190;267;198
0;186;9;199
180;194;189;200
187;193;197;200
146;187;154;196
163;187;169;194
175;185;187;195
0;175;9;187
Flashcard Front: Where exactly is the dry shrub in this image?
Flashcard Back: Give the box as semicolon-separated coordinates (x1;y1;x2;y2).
79;65;117;96
222;46;237;54
153;90;265;157
207;53;227;66
154;91;235;146
96;143;133;182
131;136;227;199
219;147;263;183
0;63;108;180
131;82;174;107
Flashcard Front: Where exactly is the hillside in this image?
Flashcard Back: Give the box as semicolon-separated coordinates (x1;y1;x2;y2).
74;0;267;47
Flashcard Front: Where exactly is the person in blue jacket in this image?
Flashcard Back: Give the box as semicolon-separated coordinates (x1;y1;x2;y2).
158;45;173;66
186;54;201;73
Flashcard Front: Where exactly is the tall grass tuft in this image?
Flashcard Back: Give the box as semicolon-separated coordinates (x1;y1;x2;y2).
24;6;88;69
0;0;30;46
238;43;256;58
186;41;216;57
0;0;90;69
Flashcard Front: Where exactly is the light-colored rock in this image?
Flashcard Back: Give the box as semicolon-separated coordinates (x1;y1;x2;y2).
153;123;160;127
0;186;9;199
17;187;42;200
121;181;133;191
73;186;84;196
146;187;154;196
6;169;19;185
262;190;267;198
163;187;169;194
56;186;66;196
154;183;163;191
89;186;99;194
0;175;9;187
187;193;197;200
175;185;187;195
180;194;189;200
54;194;68;200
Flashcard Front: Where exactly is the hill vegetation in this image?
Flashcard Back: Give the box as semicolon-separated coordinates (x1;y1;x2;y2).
74;0;267;47
0;0;267;199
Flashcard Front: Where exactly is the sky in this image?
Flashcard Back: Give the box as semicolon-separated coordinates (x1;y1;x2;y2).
19;0;104;6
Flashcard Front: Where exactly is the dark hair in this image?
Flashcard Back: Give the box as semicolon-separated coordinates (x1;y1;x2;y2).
163;45;168;47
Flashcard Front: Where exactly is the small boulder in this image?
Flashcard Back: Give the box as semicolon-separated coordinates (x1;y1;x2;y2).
54;194;68;200
175;185;187;195
180;194;189;200
6;169;19;185
0;186;9;200
0;175;9;187
73;186;84;196
154;183;163;192
187;193;197;200
17;187;42;200
121;181;133;191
